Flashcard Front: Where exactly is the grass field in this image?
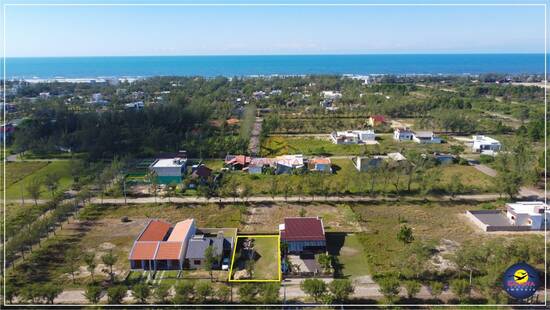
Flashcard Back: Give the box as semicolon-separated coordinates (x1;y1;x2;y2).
261;136;365;156
261;135;452;157
327;233;370;279
4;161;74;200
230;236;280;281
349;201;544;278
222;159;495;196
241;202;361;233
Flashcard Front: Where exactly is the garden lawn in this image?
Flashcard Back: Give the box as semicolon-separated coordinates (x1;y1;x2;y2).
4;161;74;200
4;161;49;188
232;236;280;281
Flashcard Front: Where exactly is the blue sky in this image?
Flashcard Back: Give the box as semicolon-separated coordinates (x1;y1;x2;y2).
2;0;547;57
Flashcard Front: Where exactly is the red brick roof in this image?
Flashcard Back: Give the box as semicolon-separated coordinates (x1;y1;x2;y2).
281;217;325;242
370;115;386;122
130;242;158;260
155;242;183;260
138;220;171;241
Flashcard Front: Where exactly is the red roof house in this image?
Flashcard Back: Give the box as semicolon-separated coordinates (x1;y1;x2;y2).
137;220;172;241
280;217;326;253
369;115;386;126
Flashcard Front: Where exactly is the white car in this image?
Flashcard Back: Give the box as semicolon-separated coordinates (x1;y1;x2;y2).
221;258;230;270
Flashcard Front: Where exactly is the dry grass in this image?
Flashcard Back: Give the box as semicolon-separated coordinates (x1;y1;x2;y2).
241;202;361;233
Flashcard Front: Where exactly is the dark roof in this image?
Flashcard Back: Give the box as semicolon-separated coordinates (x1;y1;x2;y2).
185;236;224;259
281;217;326;242
193;165;212;178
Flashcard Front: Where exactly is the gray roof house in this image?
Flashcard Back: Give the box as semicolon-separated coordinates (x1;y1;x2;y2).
184;235;233;269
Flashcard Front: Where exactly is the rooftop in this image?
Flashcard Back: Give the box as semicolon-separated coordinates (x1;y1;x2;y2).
155;242;184;260
473;135;500;143
152;158;186;168
280;217;326;242
138;220;172;242
130;242;159;260
506;201;547;216
167;219;195;242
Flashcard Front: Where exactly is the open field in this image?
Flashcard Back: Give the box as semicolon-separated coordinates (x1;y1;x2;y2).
241;202;361;233
326;233;370;279
349;201;544;278
230;235;280;281
261;135;452;157
4;161;74;200
222;160;495;196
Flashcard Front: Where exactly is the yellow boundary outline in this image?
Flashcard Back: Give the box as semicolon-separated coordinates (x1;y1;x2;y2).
228;235;281;282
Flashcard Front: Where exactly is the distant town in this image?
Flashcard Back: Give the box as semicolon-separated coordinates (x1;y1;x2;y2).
2;73;546;305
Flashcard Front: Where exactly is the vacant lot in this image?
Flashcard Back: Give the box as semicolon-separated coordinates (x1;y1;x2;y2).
4;161;74;200
241;202;361;233
222;159;495;196
326;233;370;279
98;203;244;228
231;236;280;281
349;201;544;277
261;135;365;156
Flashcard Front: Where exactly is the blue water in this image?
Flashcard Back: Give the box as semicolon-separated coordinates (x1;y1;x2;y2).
4;54;547;79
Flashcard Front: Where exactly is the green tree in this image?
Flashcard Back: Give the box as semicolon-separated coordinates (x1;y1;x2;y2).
132;283;150;304
83;284;102;304
329;279;355;302
27;177;42;206
238;283;257;303
259;283;280;303
404;280;421;299
429;281;444;300
195;281;212;303
101;250;118;282
107;285;127;304
300;278;327;302
450;279;471;302
215;285;231;303
153;283;171;304
317;253;332;273
378;277;400;303
447;174;464;198
44;173;61;198
174;281;195;303
41;283;63;304
204;245;219;281
64;248;80;284
83;252;97;282
397;225;414;245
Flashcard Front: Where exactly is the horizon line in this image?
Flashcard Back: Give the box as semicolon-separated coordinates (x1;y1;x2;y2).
6;52;547;59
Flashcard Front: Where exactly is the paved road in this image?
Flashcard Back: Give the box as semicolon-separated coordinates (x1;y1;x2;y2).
91;193;508;205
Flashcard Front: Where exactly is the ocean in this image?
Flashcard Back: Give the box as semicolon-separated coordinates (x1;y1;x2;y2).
3;54;547;80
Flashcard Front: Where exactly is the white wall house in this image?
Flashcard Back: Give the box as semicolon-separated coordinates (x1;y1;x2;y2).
149;157;187;183
506;201;548;230
321;90;342;100
331;130;375;144
393;128;414;141
412;131;442;144
472;135;501;154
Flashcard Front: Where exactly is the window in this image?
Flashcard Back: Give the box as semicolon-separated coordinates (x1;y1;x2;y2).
194;260;201;265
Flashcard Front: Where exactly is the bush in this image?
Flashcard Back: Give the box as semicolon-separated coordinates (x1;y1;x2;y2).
479;154;494;164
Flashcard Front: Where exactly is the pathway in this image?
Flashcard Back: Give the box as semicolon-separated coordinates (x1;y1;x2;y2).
248;116;263;156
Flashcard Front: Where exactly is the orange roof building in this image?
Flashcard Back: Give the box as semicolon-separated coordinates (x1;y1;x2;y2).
129;219;196;270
